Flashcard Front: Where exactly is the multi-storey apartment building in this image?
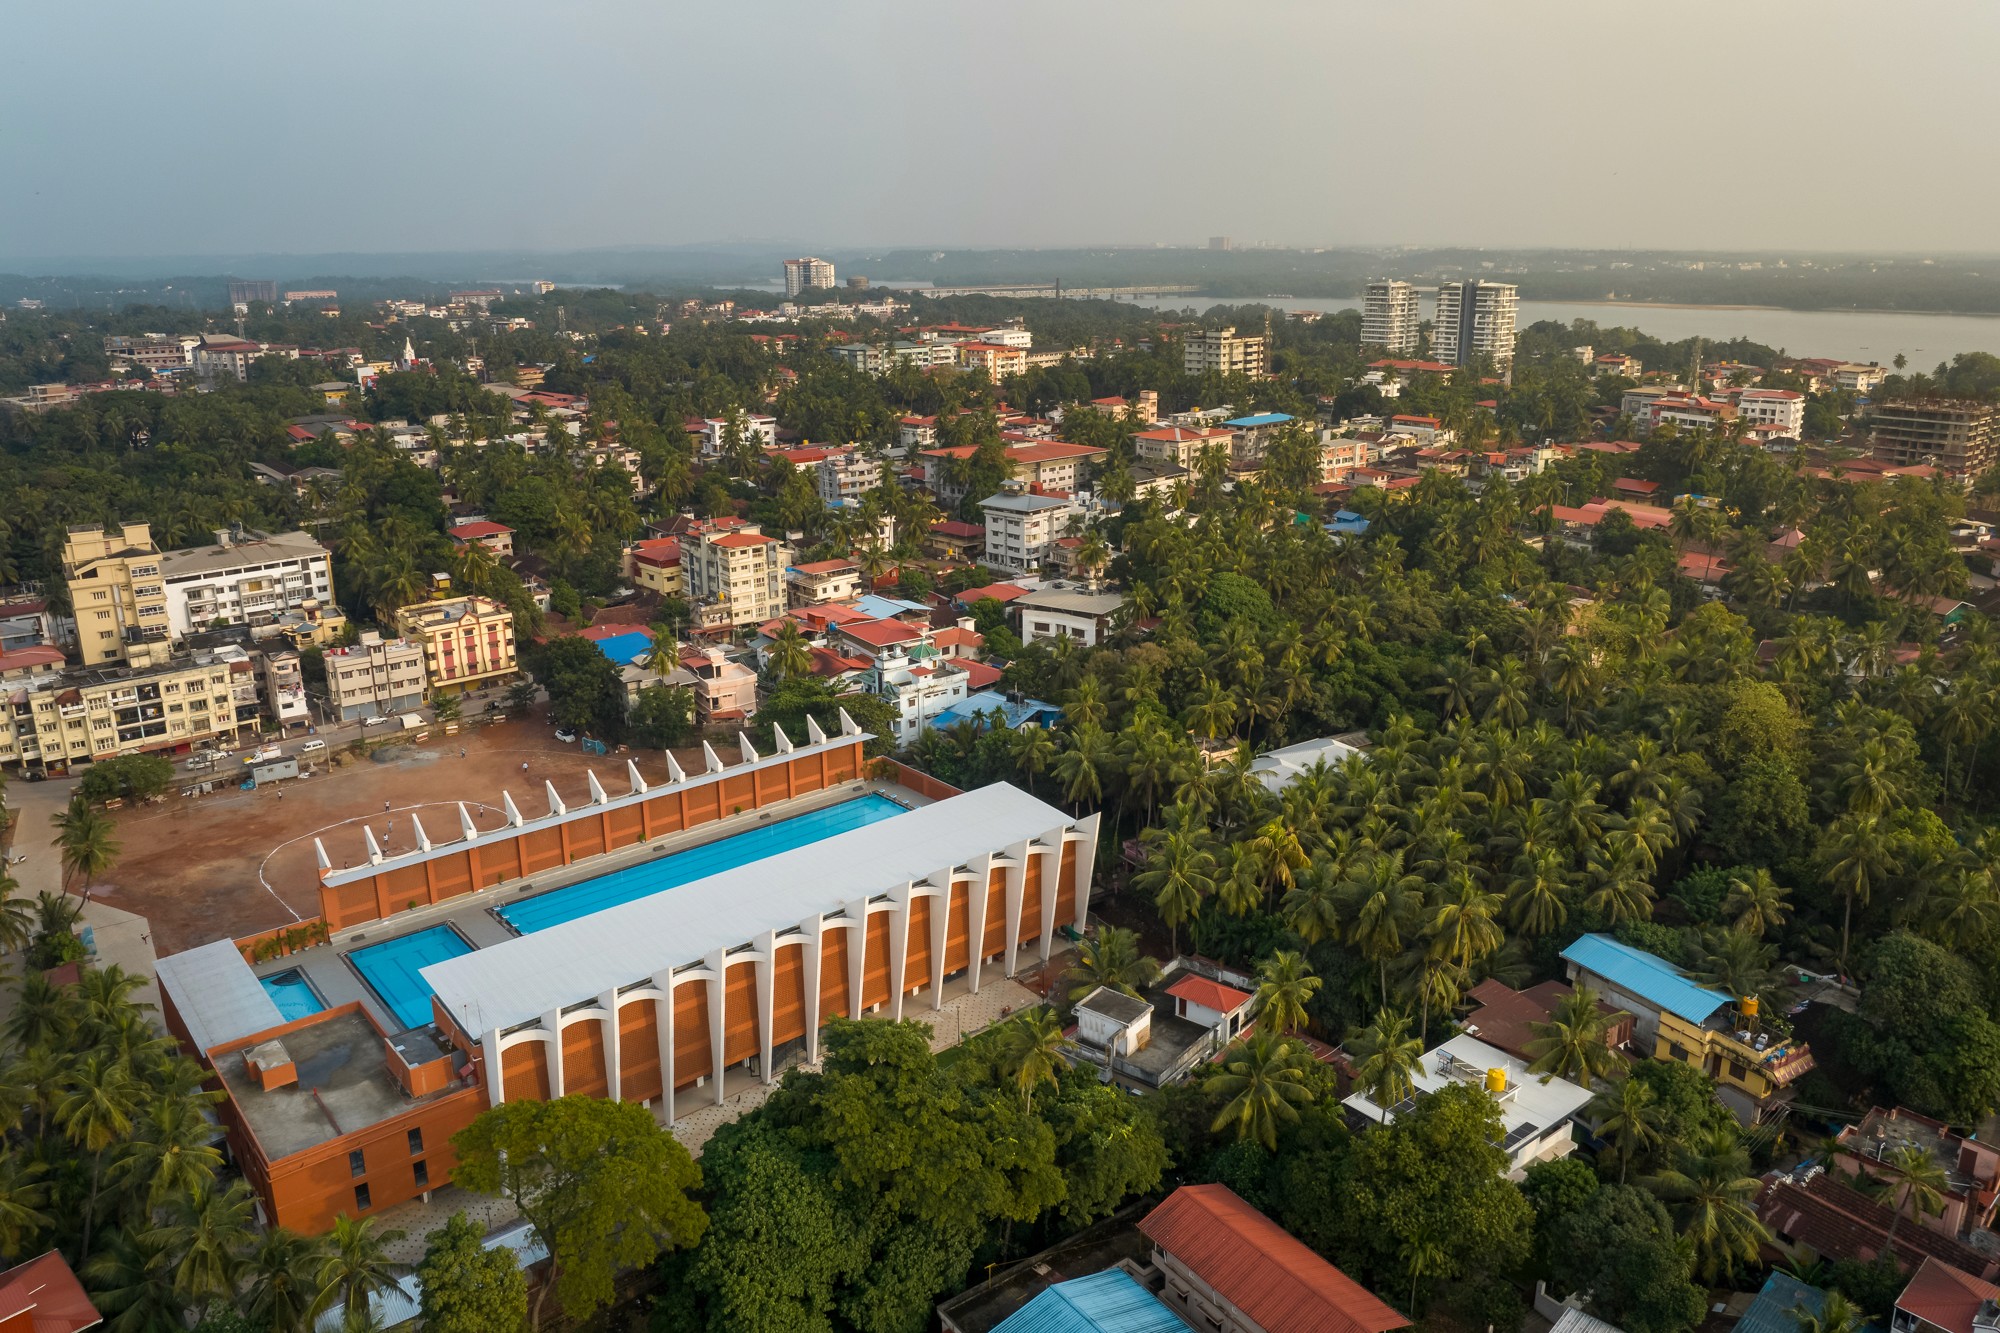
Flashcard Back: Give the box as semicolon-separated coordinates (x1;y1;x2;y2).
161;529;335;639
684;522;792;629
981;491;1076;574
919;441;1106;505
0;650;253;773
785;560;863;608
783;257;836;297
1361;279;1421;354
391;595;517;697
62;523;175;668
258;649;311;730
1731;388;1807;437
815;448;883;504
1432;280;1519;373
872;641;973;745
1870;399;2000;477
322;632;428;722
1182;327;1267;378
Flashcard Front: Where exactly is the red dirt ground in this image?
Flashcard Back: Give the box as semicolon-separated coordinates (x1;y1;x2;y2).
89;711;717;954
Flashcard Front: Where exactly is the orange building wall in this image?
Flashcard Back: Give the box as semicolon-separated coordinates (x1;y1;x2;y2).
1054;842;1079;927
771;945;808;1049
561;1020;609;1099
318;742;866;930
721;963;759;1066
904;896;932;994
502;1040;550;1103
1020;854;1044;939
672;981;710;1090
861;911;893;1010
819;925;851;1021
982;867;1008;958
619;1000;663;1104
944;881;972;977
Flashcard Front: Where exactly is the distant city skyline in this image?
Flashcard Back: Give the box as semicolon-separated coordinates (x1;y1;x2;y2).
6;1;1997;259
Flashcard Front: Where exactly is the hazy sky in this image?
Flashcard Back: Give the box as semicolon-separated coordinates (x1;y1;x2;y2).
6;1;1996;260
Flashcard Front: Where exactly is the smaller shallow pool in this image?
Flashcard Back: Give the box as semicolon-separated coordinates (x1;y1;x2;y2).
348;925;474;1031
258;969;325;1023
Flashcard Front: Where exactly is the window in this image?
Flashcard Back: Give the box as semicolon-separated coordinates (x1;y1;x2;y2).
412;1160;429;1189
353;1183;372;1211
407;1127;424;1154
1667;1042;1689;1062
348;1149;366;1178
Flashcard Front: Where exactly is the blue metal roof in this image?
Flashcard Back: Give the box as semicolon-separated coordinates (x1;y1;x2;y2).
854;594;928;619
1737;1272;1827;1333
993;1270;1186;1333
1560;933;1727;1025
935;689;1061;731
591;631;652;668
1224;412;1293;428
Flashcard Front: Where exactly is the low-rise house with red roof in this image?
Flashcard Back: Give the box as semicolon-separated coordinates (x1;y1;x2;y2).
786;559;862;608
1140;1184;1408;1333
1759;1172;1999;1279
1134;425;1235;469
1896;1257;2000;1333
624;538;683;599
680;645;758;723
0;1251;101;1333
447;519;514;558
1463;979;1635;1062
1837;1107;2000;1240
922;440;1107;504
924;518;986;563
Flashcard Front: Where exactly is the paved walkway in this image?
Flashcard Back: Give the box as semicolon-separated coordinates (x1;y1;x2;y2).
370;971;1050;1262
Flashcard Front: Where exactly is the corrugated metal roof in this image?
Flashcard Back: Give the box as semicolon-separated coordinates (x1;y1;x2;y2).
155;939;284;1055
1736;1271;1827;1333
422;783;1078;1038
1139;1185;1407;1333
1550;1309;1629;1333
1560;933;1727;1025
992;1270;1184;1333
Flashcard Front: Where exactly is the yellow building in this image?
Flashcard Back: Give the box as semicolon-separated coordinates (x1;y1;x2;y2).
391;594;517;696
1655;1003;1815;1112
62;523;173;668
0;649;254;773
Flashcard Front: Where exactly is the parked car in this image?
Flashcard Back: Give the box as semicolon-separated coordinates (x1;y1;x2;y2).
298;738;327;754
362;716;391;728
554;727;578;743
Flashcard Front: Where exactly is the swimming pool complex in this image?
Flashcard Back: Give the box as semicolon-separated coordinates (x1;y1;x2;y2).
348;925;474;1030
495;793;908;935
344;794;909;1031
258;969;325;1023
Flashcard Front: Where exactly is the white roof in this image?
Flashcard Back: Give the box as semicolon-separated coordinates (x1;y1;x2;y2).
1341;1032;1593;1141
422;783;1076;1038
1249;735;1363;793
155;938;284;1054
1551;1309;1630;1333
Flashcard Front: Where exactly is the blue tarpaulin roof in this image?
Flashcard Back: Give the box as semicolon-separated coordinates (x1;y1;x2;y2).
592;632;652;667
993;1270;1186;1333
854;594;928;619
1224;413;1293;428
935;689;1062;731
1561;934;1727;1025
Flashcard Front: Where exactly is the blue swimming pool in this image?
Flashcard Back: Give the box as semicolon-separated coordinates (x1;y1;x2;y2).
497;794;909;936
349;926;474;1030
259;969;325;1023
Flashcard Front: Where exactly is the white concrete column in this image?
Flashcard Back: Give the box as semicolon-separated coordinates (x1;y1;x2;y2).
541;1011;564;1098
482;1029;504;1108
706;949;728;1106
845;899;869;1018
888;885;913;1021
929;875;952;1008
801;917;824;1062
1002;838;1032;977
599;989;622;1102
1072;813;1102;933
653;972;677;1124
966;853;995;995
1038;825;1069;961
755;932;777;1083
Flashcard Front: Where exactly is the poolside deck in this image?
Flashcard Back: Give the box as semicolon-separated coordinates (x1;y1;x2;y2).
255;776;934;1037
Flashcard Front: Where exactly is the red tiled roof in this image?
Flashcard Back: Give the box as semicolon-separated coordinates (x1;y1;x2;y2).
789;559;858;576
1140;1185;1407;1333
449;520;513;539
1758;1175;1995;1277
929;520;985;540
956;582;1030;605
1166;975;1253;1013
1463;980;1630;1061
837;618;924;649
1898;1258;2000;1333
930;626;984;650
1613;477;1661;494
708;532;776;549
960;659;1004;690
0;646;66;674
0;1251;102;1333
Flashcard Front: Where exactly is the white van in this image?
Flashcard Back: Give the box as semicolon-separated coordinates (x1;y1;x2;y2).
298;738;328;754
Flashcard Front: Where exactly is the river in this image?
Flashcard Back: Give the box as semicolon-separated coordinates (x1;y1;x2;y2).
1117;293;2000;365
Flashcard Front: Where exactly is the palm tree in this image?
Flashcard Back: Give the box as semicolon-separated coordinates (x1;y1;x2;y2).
1590;1073;1664;1183
1818;811;1898;976
1504;847;1570;937
0;1152;49;1255
1134;827;1214;957
642;623;681;678
1011;726;1058;798
1065;926;1161;1002
1248;817;1309;909
1793;1291;1864;1333
0;875;34;955
157;1180;256;1309
1687;929;1781;1010
1252;952;1321;1036
1052;727;1112;811
1183;674;1239;742
1524;985;1627;1088
1877;1143;1949;1256
1204;1031;1314;1149
996;1009;1070;1115
766;621;814;682
116;1093;224;1213
1584;840;1656;926
1645;1127;1771;1281
1280;863;1343;947
243;1228;326;1333
1342;852;1425;1006
1347;1008;1425;1110
57;1050;138;1260
51;795;122;902
84;1227;189;1333
311;1213;408;1331
1724;868;1791;938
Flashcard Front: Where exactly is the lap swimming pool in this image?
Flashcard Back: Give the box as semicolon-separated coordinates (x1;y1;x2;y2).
497;793;909;935
348;925;474;1031
258;969;325;1023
